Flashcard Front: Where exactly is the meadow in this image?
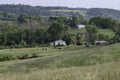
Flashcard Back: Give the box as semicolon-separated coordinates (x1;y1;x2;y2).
0;43;120;80
69;28;115;38
50;9;87;16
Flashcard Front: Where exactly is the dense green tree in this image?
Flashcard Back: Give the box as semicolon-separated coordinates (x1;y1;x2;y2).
35;28;46;44
70;16;78;28
63;33;72;45
0;33;7;46
85;25;98;45
89;17;119;30
17;14;28;23
47;21;65;41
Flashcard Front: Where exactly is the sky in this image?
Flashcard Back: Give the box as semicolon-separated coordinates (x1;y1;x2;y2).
0;0;120;10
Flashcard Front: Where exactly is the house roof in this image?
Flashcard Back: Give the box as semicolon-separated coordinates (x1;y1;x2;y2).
77;24;86;29
55;40;65;43
95;40;108;43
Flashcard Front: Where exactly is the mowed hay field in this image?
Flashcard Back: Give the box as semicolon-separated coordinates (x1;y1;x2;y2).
0;44;120;80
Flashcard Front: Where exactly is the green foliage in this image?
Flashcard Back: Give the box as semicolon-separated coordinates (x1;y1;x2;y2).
88;8;120;22
0;8;119;47
31;53;39;58
86;25;98;45
96;33;109;41
35;28;46;44
76;33;84;45
89;17;119;30
19;40;27;47
18;54;29;59
0;54;16;61
63;33;72;45
17;14;28;23
70;16;78;28
1;4;120;22
47;21;65;41
0;11;17;21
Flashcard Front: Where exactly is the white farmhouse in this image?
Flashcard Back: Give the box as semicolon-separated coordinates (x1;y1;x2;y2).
50;40;66;46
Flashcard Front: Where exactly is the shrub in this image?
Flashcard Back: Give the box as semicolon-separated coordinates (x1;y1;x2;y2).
18;54;29;59
31;53;39;58
0;54;16;61
0;46;5;49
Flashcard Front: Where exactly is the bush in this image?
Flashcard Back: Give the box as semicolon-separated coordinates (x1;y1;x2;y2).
31;53;39;58
18;54;29;59
0;54;16;61
0;46;5;49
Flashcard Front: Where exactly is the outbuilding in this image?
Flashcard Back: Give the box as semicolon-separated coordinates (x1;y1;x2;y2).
77;24;86;29
95;40;109;45
50;40;66;46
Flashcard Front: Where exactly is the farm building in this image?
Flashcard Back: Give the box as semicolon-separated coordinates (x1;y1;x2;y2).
77;24;86;29
95;40;109;45
50;40;66;46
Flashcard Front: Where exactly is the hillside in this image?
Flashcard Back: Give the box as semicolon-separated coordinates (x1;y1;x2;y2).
0;44;120;79
0;4;120;22
0;4;120;80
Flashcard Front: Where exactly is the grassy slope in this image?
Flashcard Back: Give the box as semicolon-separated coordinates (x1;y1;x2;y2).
98;29;115;38
50;9;87;16
69;28;86;35
69;28;115;38
1;62;120;80
0;44;120;79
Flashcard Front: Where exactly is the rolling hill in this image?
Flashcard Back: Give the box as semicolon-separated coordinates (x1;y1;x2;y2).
0;4;119;80
0;4;120;22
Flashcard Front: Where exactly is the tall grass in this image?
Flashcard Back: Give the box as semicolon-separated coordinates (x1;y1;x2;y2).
0;44;120;79
0;62;120;80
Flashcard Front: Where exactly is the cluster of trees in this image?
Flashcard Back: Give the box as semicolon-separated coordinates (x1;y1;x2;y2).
0;11;85;29
0;11;17;21
89;17;119;31
74;16;120;46
84;17;120;45
0;13;87;48
0;19;73;48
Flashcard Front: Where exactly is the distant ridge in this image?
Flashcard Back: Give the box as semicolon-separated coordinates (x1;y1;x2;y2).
0;4;120;22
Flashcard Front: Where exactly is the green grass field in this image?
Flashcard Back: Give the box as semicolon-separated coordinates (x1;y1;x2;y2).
50;9;87;16
98;29;115;38
69;28;86;35
69;28;115;38
0;43;120;80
